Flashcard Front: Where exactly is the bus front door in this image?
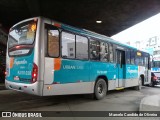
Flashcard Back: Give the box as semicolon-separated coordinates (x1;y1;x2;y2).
116;50;125;88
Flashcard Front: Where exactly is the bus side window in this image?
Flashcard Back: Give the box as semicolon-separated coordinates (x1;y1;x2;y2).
100;42;109;62
126;49;130;64
144;57;148;68
76;35;88;60
90;39;100;61
62;32;75;59
109;44;114;62
130;50;135;64
47;27;60;57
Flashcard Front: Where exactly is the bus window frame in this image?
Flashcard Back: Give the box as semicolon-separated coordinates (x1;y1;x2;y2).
130;50;135;65
8;20;38;57
100;41;109;62
58;29;90;61
61;30;76;59
8;20;38;49
109;43;114;63
75;34;89;60
125;48;131;64
89;37;101;61
45;24;60;58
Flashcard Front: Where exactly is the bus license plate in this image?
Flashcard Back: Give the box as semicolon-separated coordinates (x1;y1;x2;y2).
14;76;19;80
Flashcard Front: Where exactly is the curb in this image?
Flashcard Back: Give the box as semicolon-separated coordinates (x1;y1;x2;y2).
0;84;5;90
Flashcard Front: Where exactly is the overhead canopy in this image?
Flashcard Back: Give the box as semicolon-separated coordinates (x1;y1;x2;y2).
0;0;160;37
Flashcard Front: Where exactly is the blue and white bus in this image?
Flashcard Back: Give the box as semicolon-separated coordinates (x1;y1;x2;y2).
5;17;151;99
152;54;160;80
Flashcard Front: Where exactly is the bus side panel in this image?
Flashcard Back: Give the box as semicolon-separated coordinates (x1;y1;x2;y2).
89;62;117;90
124;64;139;87
54;59;90;83
43;59;94;96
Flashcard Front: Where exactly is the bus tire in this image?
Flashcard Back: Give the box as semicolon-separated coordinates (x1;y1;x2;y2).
149;81;155;87
94;78;107;100
141;76;144;86
135;78;142;90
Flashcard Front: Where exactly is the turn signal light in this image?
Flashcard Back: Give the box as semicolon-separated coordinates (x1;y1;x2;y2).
31;63;38;83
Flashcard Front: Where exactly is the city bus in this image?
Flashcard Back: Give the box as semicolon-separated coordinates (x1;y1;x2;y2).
151;54;160;80
5;17;151;99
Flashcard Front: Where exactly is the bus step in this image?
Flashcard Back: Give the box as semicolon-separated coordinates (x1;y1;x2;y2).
115;87;124;90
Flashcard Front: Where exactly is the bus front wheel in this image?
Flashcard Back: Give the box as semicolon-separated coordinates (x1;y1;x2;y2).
94;78;107;100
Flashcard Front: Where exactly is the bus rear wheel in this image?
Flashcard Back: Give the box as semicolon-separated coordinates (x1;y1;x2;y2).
94;78;107;100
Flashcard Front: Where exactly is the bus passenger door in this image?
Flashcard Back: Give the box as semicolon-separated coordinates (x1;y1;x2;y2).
144;56;150;84
116;50;125;88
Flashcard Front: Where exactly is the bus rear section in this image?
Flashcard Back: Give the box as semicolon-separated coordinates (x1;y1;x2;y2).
5;18;43;96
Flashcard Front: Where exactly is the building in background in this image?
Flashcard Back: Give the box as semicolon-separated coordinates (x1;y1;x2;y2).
67;42;88;59
125;35;160;56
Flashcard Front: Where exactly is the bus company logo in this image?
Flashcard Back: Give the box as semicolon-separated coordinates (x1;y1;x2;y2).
14;59;27;65
127;67;137;74
63;65;84;70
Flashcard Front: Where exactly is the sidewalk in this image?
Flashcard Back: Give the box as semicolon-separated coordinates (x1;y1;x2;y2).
0;83;5;90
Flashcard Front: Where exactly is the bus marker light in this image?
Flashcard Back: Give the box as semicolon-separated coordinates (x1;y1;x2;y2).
53;22;61;27
47;86;51;90
16;46;20;49
34;18;38;22
5;71;7;76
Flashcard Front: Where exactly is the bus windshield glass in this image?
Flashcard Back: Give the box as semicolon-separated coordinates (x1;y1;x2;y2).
153;61;160;67
8;20;37;48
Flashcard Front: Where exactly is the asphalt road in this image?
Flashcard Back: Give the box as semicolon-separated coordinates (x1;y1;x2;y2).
0;85;160;120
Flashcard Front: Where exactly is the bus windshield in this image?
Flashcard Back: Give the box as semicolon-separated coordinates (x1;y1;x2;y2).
153;61;160;68
8;20;37;48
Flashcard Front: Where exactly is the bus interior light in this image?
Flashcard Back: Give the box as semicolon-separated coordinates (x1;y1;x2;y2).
96;21;102;23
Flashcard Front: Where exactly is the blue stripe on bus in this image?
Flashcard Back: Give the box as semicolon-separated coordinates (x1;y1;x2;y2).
53;59;138;84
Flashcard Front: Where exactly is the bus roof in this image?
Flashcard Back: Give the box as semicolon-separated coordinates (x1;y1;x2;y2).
10;17;142;51
60;23;137;50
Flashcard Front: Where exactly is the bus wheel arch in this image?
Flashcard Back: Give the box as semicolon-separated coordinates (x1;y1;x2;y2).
94;75;108;100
